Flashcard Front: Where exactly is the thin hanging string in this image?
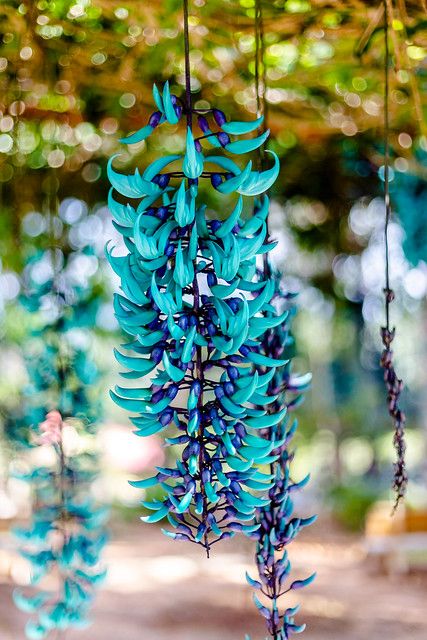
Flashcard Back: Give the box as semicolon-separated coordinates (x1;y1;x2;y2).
254;7;282;639
182;0;210;556
254;0;267;169
383;0;391;329
380;0;408;514
183;0;192;128
259;1;268;146
254;0;271;276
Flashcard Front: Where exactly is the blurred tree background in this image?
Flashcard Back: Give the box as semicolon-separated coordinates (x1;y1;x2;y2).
0;0;427;533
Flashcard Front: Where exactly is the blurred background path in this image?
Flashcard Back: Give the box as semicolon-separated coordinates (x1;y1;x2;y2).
1;520;426;640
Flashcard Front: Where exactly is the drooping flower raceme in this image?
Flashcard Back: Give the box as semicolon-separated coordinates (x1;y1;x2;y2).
245;269;316;639
13;247;107;640
14;411;107;640
108;82;287;553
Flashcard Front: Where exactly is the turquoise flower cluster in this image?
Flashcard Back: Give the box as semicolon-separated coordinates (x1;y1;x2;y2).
246;270;316;639
107;82;288;552
13;246;107;639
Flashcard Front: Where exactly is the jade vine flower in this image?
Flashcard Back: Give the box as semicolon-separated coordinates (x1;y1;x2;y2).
107;82;285;552
13;246;107;639
246;269;316;639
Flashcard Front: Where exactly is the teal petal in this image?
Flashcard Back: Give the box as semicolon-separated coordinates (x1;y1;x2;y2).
120;125;154;145
183;128;204;178
162;81;179;124
225;129;270;155
152;83;164;113
221;116;264;135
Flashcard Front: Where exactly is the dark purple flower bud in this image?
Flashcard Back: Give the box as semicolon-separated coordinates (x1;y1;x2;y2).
213;109;227;126
227;366;239;380
176;523;193;536
178;315;188;330
157;206;169;220
175;105;182;119
224;382;234;396
146;207;155;216
191;380;202;397
152;347;163;364
160;410;173;426
225;172;233;180
172;436;190;445
207;272;217;287
189;315;197;327
214;386;225;400
152;390;164;403
211;173;222;188
219;532;235;541
149;111;162;127
188;441;201;456
247;530;261;540
240;345;250;356
201;294;209;306
166;243;175;257
235;422;245;438
189;408;200;422
210;220;221;232
195;139;202;153
195;493;203;513
231;435;242;448
207;322;216;336
187;479;196;493
230;480;241;494
158;265;168;278
171;94;178;105
198;115;210;132
167;384;179;400
228;298;239;312
232;224;240;233
157;174;170;188
188;177;198;186
217;131;230;147
202;468;211;484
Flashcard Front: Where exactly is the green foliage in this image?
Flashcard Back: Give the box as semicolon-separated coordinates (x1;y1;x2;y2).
328;481;378;531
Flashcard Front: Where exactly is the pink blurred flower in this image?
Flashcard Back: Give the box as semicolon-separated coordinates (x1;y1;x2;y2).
39;410;63;445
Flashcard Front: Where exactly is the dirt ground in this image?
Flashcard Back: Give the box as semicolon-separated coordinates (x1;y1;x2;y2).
1;519;426;640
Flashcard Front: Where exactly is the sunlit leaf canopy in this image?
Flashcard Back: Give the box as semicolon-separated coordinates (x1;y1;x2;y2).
0;0;426;274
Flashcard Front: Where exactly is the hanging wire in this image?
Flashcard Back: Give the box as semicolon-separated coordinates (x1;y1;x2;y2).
182;0;211;556
254;0;267;168
254;0;271;277
380;0;408;514
183;0;192;127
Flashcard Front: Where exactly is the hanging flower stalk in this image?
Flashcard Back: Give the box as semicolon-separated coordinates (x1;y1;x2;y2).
380;0;407;511
107;82;286;553
13;246;107;640
245;269;316;639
